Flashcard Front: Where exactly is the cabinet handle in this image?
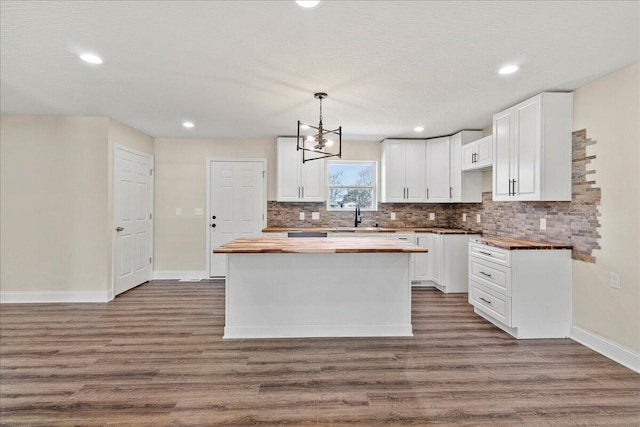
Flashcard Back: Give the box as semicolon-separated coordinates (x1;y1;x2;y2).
479;250;493;257
512;179;516;196
406;187;409;199
426;188;429;199
301;187;304;198
449;186;453;198
479;297;492;304
479;271;492;278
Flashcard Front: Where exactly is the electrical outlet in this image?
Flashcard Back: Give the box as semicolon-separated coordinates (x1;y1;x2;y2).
609;272;621;289
194;208;203;216
540;218;547;231
429;213;435;220
311;212;320;220
175;208;182;216
476;214;481;223
462;213;467;222
390;212;396;220
299;212;305;220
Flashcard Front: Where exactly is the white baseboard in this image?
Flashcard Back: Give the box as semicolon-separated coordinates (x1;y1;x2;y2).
152;270;209;281
571;324;640;373
0;291;111;303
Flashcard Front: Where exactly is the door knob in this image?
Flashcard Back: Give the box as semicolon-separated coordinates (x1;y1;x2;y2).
211;224;216;228
212;215;216;220
116;226;124;232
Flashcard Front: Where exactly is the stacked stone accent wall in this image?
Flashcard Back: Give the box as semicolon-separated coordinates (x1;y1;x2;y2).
268;130;601;262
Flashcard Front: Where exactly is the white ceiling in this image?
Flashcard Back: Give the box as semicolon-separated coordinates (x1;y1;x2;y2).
1;1;638;140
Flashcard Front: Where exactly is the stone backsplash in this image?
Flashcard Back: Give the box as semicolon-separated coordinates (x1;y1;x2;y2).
267;129;601;262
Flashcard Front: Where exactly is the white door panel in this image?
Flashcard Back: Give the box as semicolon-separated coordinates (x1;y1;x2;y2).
114;148;152;296
210;160;265;277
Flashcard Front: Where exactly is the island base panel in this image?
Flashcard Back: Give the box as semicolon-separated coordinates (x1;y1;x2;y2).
224;253;412;339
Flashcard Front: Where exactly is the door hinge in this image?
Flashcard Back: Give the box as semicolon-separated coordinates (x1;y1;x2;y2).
262;170;265;178
262;213;265;220
150;169;154;176
149;257;152;264
149;213;152;220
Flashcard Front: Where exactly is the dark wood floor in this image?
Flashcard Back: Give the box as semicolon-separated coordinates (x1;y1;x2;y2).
1;281;638;426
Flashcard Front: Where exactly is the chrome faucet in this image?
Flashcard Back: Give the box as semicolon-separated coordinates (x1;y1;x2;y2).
354;203;362;227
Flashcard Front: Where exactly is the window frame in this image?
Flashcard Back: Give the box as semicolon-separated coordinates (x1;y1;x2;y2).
326;160;378;211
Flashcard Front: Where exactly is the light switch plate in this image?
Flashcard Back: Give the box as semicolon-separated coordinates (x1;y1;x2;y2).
462;213;467;222
299;212;305;220
390;212;396;220
195;208;203;216
429;213;435;220
476;214;481;223
540;218;547;231
176;208;182;216
311;212;320;220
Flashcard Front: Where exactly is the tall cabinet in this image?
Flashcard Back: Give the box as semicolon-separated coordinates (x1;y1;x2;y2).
381;139;426;203
276;137;325;202
493;92;573;201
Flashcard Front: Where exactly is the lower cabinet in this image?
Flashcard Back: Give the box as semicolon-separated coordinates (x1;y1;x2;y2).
413;233;479;292
468;241;571;339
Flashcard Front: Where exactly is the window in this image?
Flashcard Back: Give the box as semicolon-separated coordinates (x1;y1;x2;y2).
327;161;377;211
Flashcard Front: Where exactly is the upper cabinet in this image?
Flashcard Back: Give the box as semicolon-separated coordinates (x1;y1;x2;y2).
381;139;426;203
276;137;325;202
425;136;450;203
449;130;483;203
462;135;493;171
492;92;573;201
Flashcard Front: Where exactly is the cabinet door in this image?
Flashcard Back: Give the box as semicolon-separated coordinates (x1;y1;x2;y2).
277;138;301;201
381;140;407;202
404;140;426;202
476;136;493;168
426;137;450;203
413;234;432;281
430;234;442;284
461;141;477;171
492;110;513;200
513;97;541;200
449;133;462;202
300;156;325;201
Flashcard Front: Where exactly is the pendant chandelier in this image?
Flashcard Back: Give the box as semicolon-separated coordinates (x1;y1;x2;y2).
297;92;342;163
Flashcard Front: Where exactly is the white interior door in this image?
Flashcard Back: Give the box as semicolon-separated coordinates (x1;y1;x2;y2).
114;147;152;295
209;160;265;277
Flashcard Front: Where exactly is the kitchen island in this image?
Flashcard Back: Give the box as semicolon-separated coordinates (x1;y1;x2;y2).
214;237;427;339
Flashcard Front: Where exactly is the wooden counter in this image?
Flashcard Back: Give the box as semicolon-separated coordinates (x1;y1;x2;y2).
214;237;428;253
474;236;573;250
262;227;481;234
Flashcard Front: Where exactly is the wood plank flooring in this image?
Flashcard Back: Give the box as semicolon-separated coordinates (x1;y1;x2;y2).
1;281;638;426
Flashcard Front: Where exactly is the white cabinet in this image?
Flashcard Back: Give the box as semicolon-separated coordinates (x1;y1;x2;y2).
449;130;483;203
425;137;450;203
462;135;493;171
412;233;480;292
381;139;426;203
276;137;325;202
468;241;571;338
492;92;573;201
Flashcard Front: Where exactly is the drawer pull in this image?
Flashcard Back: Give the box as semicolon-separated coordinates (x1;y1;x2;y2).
479;250;493;256
479;271;492;278
479;297;492;304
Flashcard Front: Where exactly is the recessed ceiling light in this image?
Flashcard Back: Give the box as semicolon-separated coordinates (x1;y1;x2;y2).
414;126;425;132
498;64;519;75
182;121;194;128
296;1;320;9
79;53;103;64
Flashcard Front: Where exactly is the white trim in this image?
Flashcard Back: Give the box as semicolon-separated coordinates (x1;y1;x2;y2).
152;270;208;280
224;324;412;339
571;324;640;373
205;158;268;278
1;291;111;303
112;145;154;296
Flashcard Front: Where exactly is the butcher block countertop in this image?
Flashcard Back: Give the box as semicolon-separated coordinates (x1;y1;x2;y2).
214;237;429;254
474;236;573;250
262;227;480;235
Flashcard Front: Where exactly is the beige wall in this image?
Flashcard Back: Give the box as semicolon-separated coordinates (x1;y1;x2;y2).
572;63;640;352
153;138;380;271
1;115;110;292
0;115;154;295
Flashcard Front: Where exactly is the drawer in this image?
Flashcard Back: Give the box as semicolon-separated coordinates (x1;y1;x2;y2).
469;280;512;327
469;242;511;267
390;233;416;244
469;258;511;296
